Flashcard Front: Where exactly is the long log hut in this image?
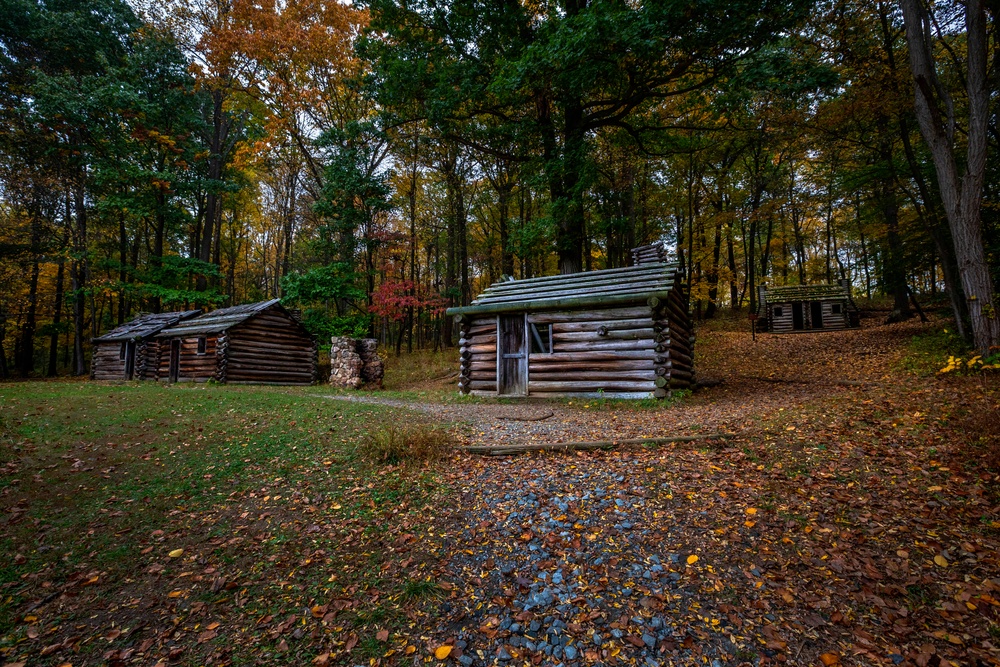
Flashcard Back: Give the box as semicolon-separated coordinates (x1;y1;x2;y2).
446;246;694;399
757;280;860;333
90;310;201;381
153;299;317;384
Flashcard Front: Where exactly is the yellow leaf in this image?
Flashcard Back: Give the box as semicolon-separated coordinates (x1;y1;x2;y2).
744;520;756;528
745;507;757;515
928;486;943;492
405;645;416;655
331;504;342;510
168;549;184;558
686;555;699;565
168;590;182;598
934;555;949;568
434;645;452;660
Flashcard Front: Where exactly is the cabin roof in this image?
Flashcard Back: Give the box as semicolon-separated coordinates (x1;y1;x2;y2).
157;299;284;337
93;310;202;342
762;284;851;303
447;262;682;316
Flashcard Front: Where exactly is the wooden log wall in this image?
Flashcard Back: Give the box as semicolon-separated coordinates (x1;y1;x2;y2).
136;340;155;380
91;342;126;381
225;310;316;385
458;316;496;394
158;336;220;381
527;305;658;396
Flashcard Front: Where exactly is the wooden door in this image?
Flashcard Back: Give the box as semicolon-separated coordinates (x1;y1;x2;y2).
810;301;824;329
497;314;527;396
168;339;180;383
124;341;135;380
792;303;805;330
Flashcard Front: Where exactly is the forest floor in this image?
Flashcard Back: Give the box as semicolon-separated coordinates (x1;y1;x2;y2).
2;312;999;667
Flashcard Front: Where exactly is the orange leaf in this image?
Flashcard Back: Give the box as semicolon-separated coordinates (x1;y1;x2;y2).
376;629;389;642
819;653;840;666
434;645;452;660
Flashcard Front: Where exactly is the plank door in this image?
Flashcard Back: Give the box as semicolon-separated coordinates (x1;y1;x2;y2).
168;339;180;383
810;301;824;329
124;341;135;380
497;314;527;396
792;303;805;330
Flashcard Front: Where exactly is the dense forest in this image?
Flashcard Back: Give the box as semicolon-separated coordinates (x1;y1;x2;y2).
0;0;997;377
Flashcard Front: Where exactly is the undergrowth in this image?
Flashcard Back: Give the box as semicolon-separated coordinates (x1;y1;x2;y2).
357;422;454;466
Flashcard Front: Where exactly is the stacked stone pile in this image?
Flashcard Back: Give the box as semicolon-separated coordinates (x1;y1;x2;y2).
329;337;384;389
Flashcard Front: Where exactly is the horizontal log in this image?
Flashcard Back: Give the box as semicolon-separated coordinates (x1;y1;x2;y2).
527;307;652;324
528;380;657;391
227;380;313;386
555;328;655;342
465;432;734;456
228;339;314;353
668;347;693;367
468;380;498;391
528;360;653;372
530;350;657;362
229;351;316;364
529;371;657;382
465;324;497;336
550;318;652;332
459;334;497;346
553;340;657;353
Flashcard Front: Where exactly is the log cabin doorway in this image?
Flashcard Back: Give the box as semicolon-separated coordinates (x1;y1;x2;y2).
497;314;527;396
792;303;805;330
168;339;181;383
124;341;135;380
810;301;824;329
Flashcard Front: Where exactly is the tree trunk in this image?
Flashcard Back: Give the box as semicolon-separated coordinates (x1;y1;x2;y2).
72;182;88;376
48;250;65;377
900;0;1000;354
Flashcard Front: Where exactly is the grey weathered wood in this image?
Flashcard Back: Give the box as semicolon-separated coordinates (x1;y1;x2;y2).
465;432;734;456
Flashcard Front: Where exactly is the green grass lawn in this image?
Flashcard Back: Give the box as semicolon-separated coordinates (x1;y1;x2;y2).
0;381;450;665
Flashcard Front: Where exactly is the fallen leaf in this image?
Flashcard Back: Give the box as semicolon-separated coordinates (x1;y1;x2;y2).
206;622;220;631
745;507;758;515
376;629;389;642
934;555;949;568
435;645;452;660
819;653;841;665
168;549;184;558
167;590;182;598
345;634;358;651
686;555;699;565
312;653;330;666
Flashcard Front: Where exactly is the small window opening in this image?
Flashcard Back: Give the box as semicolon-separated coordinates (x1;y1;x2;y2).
529;323;552;354
773;306;783;318
120;342;127;360
197;337;207;355
831;303;842;314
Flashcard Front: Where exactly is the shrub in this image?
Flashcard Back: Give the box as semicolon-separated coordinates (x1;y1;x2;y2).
357;422;453;466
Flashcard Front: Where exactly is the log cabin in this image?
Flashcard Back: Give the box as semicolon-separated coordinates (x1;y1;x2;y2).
153;299;317;384
90;310;201;381
446;257;694;399
757;280;860;333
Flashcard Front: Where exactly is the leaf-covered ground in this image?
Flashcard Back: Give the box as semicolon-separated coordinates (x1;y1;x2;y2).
2;314;998;667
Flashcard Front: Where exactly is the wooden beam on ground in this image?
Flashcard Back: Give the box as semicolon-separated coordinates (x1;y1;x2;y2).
464;432;735;456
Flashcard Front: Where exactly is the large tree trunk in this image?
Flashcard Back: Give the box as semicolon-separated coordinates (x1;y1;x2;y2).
900;0;1000;354
72;182;88;376
18;211;41;376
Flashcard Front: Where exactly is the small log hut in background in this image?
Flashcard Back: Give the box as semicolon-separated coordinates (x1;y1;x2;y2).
446;244;694;399
757;281;860;333
90;310;201;381
153;299;317;384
